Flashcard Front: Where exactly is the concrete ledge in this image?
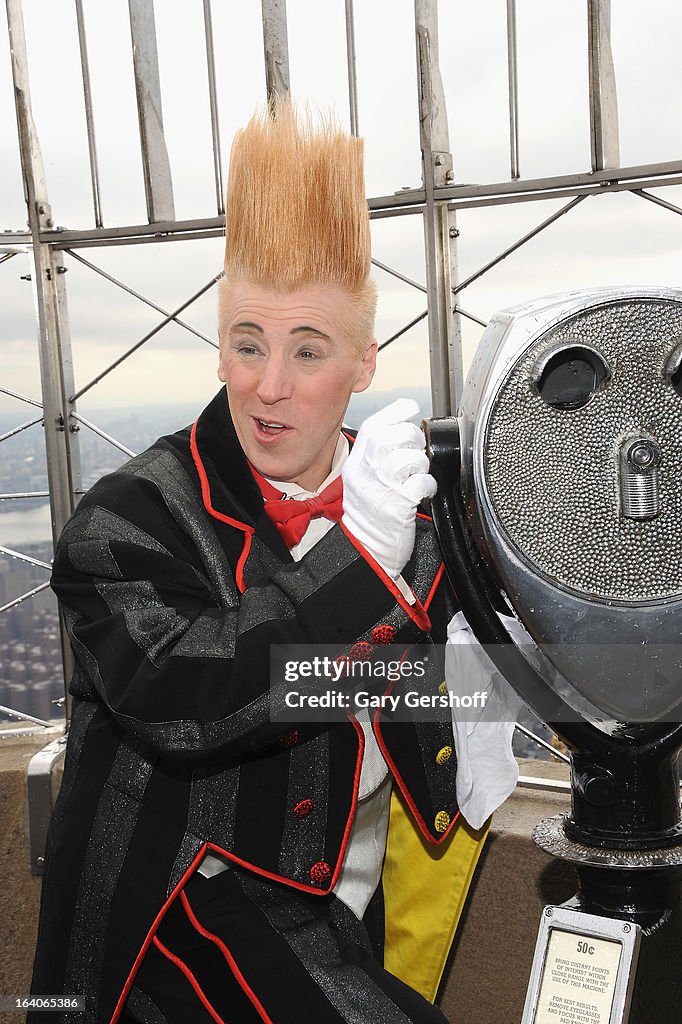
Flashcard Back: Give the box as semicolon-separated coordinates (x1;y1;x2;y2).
0;745;571;1023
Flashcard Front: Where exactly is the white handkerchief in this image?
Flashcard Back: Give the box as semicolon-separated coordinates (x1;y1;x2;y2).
445;611;525;829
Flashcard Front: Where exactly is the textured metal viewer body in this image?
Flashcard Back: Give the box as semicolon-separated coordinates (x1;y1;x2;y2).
426;287;682;1024
459;287;682;724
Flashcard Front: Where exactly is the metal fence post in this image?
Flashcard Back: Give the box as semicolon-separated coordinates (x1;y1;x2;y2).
6;0;84;871
506;0;520;180
344;0;360;136
587;0;620;172
6;0;80;719
128;0;176;223
261;0;290;102
414;0;463;417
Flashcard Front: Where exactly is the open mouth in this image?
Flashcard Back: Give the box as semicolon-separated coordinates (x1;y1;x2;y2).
252;416;292;441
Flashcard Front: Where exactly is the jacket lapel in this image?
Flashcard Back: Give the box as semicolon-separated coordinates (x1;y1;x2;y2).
191;389;293;565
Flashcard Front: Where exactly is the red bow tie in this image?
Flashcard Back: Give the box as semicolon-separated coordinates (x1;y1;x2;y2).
250;466;344;548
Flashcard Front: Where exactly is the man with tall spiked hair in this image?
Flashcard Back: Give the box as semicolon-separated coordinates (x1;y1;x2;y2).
29;98;509;1023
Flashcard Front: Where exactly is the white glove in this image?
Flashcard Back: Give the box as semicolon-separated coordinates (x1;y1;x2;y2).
446;611;524;830
341;398;437;580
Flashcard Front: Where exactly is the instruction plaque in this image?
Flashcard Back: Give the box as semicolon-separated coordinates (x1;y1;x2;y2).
521;906;641;1024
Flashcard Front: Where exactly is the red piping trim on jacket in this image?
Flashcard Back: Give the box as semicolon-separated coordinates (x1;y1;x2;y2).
202;844;332;897
234;533;252;594
110;717;363;1020
339;522;431;632
424;562;445;612
204;715;365;896
332;712;365;889
110;843;209;1024
373;679;460;846
190;419;253;593
181;890;275;1024
152;934;226;1024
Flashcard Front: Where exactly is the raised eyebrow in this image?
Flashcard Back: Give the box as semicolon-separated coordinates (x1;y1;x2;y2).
290;326;332;341
229;321;264;335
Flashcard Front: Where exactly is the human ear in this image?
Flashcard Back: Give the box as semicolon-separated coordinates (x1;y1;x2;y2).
217;328;228;383
352;338;377;394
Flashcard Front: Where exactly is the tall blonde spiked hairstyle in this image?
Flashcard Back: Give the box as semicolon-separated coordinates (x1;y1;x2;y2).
220;96;377;349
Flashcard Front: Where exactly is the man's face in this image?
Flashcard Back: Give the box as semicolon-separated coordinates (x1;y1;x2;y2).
218;282;376;490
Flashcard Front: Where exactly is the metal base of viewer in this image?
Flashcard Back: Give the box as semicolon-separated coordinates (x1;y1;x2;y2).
523;815;682;1024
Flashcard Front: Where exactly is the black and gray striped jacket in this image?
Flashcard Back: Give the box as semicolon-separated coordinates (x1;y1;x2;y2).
30;389;459;1024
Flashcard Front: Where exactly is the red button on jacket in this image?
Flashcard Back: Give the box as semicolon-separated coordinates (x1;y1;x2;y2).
371;624;396;644
310;861;331;884
293;799;314;818
279;729;300;748
349;641;374;661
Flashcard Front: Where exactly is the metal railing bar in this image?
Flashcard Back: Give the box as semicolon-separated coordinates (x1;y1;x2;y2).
448;187;587;214
33;204;422;246
203;0;225;217
39;213;421;251
411;770;680;794
261;0;291;100
0;491;50;500
0;176;673;252
369;192;424;213
0;724;62;739
369;207;425;221
66;250;219;348
378;310;428;352
74;0;103;228
0;161;673;251
0;414;43;444
633;189;682;218
0;544;51;570
372;176;663;220
70;274;221;401
430;159;682;202
453;195;587;295
506;0;520;180
0;386;43;410
0;160;680;250
372;259;426;293
0;704;53;728
456;305;488;328
0;581;51;614
41;216;226;245
72;413;136;458
0;252;18;266
515;722;570;764
449;176;682;213
587;0;620;172
415;1;462;418
517;775;571;794
344;0;359;136
373;164;682;214
43;229;228;251
128;0;175;223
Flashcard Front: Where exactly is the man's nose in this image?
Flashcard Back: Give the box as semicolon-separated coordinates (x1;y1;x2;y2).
256;355;293;404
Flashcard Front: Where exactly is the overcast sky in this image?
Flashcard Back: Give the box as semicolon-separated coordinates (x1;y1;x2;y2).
1;0;681;422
